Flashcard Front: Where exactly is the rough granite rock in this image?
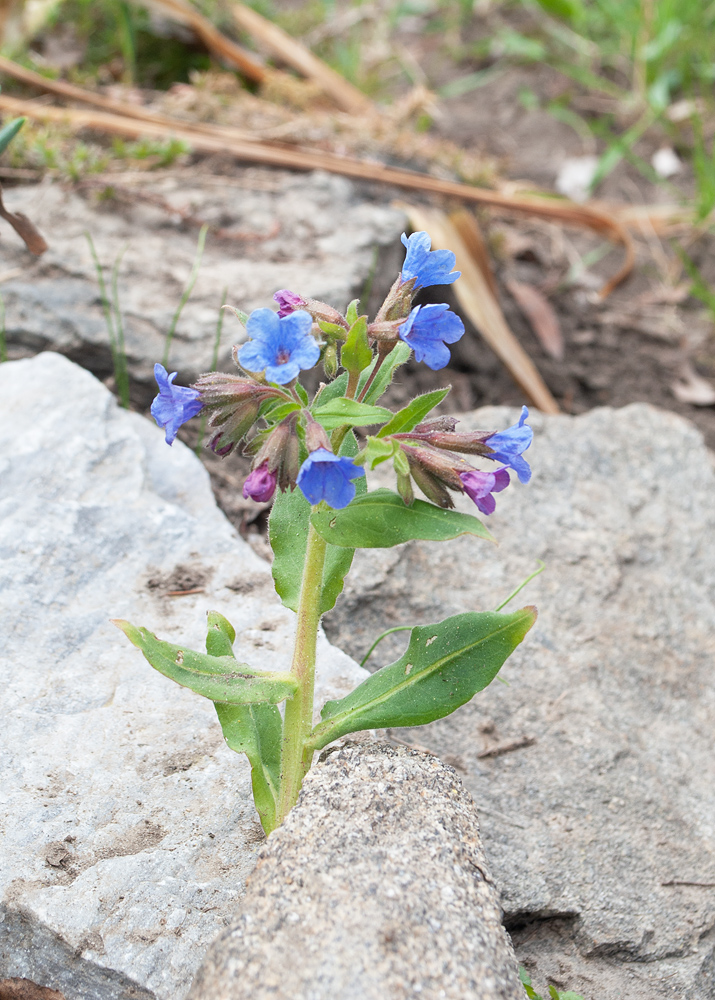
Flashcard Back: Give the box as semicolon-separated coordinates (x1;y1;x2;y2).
0;353;368;1000
0;173;405;386
323;403;715;1000
190;742;523;1000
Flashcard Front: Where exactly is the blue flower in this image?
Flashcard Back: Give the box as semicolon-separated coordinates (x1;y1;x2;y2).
238;308;320;384
296;448;365;508
398;304;465;371
401;231;460;289
485;406;533;483
150;363;203;445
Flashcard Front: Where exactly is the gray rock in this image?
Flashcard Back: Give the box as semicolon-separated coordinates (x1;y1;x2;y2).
190;742;523;1000
323;403;715;1000
0;353;368;1000
0;173;405;386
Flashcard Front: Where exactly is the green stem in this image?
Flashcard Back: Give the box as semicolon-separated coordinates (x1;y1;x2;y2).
276;521;328;825
360;625;413;667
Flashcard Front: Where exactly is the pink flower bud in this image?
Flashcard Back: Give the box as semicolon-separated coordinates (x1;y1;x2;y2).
242;463;277;503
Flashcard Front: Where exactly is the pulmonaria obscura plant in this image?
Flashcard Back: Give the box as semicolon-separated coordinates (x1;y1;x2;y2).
114;231;537;834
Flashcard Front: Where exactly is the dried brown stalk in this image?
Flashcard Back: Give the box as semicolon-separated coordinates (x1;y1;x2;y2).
230;1;373;116
0;184;47;254
401;204;561;414
0;91;632;294
137;0;266;82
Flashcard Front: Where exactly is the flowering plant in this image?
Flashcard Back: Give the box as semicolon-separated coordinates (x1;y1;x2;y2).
114;232;536;834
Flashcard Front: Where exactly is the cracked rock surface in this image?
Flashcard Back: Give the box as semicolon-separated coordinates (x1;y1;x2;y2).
0;353;368;1000
323;403;715;1000
190;742;523;1000
0;172;405;388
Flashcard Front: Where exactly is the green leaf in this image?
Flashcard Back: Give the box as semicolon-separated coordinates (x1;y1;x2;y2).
0;117;25;156
113;619;297;704
295;382;309;406
357;341;411;404
262;400;301;423
376;387;450;438
309;608;537;749
340;316;372;375
223;304;249;327
310;488;494;549
206;612;282;834
533;0;582;20
318;320;348;339
346;298;359;325
269;462;363;615
313;372;348;407
360;436;397;469
313;396;392;432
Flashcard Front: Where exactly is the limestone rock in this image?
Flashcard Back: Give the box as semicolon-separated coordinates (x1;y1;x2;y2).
190;742;523;1000
0;353;368;1000
324;403;715;1000
0;173;405;386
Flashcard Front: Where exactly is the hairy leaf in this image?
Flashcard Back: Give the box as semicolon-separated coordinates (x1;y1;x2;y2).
309;608;536;748
377;387;450;437
313;396;392;432
358;341;411;404
340;316;373;375
206;612;282;834
0;117;25;156
310;488;494;548
113;619;297;704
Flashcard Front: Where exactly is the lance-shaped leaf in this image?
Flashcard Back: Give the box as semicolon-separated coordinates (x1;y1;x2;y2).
309;608;537;749
206;612;282;834
0;117;25;156
376;387;450;438
113;619;297;704
358;341;411;404
340;316;372;375
269;432;365;613
312;396;392;432
310;488;494;548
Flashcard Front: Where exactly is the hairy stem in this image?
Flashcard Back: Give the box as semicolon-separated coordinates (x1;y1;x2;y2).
276;521;328;825
357;342;391;403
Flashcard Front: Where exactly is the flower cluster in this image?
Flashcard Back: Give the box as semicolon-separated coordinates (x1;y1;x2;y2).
150;231;533;515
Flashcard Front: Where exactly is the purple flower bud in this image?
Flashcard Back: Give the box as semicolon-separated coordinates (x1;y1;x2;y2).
273;289;306;318
151;363;203;445
296;448;365;509
400;232;460;289
238;309;320;384
398;304;465;371
460;468;510;515
195;372;280;456
243;463;277;503
484;406;533;483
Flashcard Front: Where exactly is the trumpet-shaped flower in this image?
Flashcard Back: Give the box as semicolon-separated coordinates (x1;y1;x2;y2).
398;304;465;370
297;448;365;509
150;363;203;445
401;231;460;289
460;468;510;515
238;308;319;384
485;406;533;483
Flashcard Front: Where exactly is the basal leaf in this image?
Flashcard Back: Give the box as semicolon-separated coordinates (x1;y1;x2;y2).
206;612;282;834
113;619;297;704
377;387;450;437
313;396;392;432
310;488;494;548
309;608;537;748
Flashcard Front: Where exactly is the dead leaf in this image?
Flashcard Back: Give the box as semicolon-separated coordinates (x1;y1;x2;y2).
671;364;715;406
506;280;564;360
0;980;66;1000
